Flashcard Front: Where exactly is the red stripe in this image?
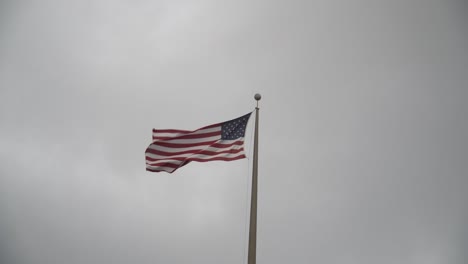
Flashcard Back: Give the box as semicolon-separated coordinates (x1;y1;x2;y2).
196;123;221;130
145;148;245;162
153;129;190;134
146;161;182;168
146;156;245;173
146;167;176;173
209;141;244;148
154;130;221;141
148;140;243;150
147;155;245;163
146;168;165;172
150;140;218;149
153;129;190;141
145;141;244;156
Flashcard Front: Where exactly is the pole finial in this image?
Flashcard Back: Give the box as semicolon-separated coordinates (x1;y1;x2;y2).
254;93;261;108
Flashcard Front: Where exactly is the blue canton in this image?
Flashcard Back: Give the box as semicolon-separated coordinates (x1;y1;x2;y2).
221;113;252;140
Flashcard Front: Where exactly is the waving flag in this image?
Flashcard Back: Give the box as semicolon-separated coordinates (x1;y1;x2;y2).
145;113;252;173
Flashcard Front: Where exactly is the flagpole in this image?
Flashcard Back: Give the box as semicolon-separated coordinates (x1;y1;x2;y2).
248;93;261;264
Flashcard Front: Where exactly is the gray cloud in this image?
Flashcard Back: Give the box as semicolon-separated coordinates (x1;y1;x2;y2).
1;0;468;263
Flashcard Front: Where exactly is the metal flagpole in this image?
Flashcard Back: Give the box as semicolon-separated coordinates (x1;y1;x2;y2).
248;93;261;264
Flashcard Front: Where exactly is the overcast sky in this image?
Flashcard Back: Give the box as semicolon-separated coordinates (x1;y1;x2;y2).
1;1;468;264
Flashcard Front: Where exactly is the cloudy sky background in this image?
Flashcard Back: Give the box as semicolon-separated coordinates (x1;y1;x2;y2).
1;0;468;263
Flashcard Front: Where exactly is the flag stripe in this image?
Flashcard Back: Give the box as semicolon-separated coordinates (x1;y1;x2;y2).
152;124;220;140
146;166;177;173
150;140;219;149
184;155;246;162
155;135;220;144
145;140;244;157
146;148;244;163
146;155;246;172
154;130;221;141
146;147;245;161
146;153;246;168
147;160;182;167
153;126;221;140
153;129;190;134
146;140;244;153
153;132;188;140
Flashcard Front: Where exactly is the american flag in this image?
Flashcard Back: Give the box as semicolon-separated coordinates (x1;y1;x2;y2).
145;113;252;173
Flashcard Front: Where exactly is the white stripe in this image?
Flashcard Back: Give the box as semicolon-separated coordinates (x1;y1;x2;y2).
145;144;244;160
153;126;221;139
146;151;245;165
190;126;221;135
146;159;182;165
182;151;245;160
147;139;243;153
153;132;187;138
